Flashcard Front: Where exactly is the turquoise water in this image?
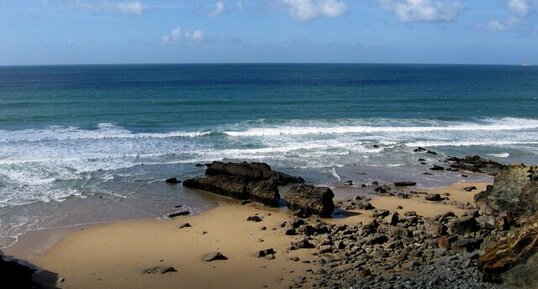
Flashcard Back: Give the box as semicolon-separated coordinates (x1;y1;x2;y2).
1;64;537;247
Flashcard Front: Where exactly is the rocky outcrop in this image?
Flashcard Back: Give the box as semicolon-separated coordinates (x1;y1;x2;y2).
479;212;538;288
285;185;335;217
184;161;304;207
446;155;506;175
204;161;305;185
474;165;538;218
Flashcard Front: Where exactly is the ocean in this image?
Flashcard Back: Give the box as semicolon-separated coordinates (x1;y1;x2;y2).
1;64;538;248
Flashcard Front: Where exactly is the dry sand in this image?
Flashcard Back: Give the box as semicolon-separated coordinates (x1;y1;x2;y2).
32;181;490;289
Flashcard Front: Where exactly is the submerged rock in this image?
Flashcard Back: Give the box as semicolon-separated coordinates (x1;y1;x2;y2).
447;155;506;176
285;185;335;217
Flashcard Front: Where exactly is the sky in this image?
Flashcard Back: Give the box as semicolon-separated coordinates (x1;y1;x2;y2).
0;0;537;65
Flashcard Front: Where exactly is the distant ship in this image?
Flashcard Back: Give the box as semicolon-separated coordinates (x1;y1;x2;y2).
522;61;531;67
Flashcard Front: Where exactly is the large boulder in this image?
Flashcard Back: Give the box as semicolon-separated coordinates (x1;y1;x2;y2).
446;155;506;175
479;212;538;288
285;184;335;217
474;165;538;218
0;255;35;289
184;161;304;207
205;161;304;185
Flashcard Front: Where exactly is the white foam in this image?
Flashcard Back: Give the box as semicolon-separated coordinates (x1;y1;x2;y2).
488;153;511;158
223;118;538;137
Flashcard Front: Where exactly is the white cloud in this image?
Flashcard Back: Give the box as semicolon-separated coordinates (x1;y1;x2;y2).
58;1;147;15
378;0;464;23
113;1;146;15
207;1;225;17
507;0;530;16
163;27;205;45
185;30;205;42
482;0;538;32
280;0;347;21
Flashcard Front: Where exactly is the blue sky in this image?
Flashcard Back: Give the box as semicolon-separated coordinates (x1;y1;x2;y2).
1;0;537;65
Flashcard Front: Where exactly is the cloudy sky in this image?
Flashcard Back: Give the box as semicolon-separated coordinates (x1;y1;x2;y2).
1;0;538;65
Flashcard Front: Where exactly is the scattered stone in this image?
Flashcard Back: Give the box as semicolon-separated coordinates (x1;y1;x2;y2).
143;266;177;274
256;248;276;258
178;223;191;229
247;215;263;222
425;194;442;201
202;252;227;262
463;186;477;192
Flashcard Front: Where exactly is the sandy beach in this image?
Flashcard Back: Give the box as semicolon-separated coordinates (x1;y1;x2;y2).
23;181;490;289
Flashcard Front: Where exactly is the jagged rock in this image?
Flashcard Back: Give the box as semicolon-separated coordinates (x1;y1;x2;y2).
184;161;304;207
256;248;275;258
451;238;483;252
285;185;335;217
202;251;227;262
447;155;506;175
479;212;538;287
475;165;538;218
205;161;304;185
448;216;480;235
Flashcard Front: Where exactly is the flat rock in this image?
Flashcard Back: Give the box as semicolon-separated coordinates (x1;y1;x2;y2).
143;266;177;274
202;251;228;262
285;185;335;217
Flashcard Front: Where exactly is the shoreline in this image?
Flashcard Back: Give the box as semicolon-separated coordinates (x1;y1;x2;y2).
17;180;491;289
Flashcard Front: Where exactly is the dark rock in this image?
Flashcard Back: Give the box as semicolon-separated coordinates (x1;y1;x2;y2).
291;238;314;250
372;209;390;218
463;186;477;192
247;215;263;222
285;185;335;217
202;251;227;262
205;161;304;185
394;181;417;187
165;177;181;184
447;155;506;175
0;255;35;289
178;223;191;229
167;210;190;218
414;147;427;152
183;175;252;200
430;165;445;171
143;266;177;274
427;150;438;155
256;248;275;258
448;216;480;235
451;238;483;252
425;194;442;202
366;233;389;245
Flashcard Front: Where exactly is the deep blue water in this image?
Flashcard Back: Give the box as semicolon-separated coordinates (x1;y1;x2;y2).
1;64;537;247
